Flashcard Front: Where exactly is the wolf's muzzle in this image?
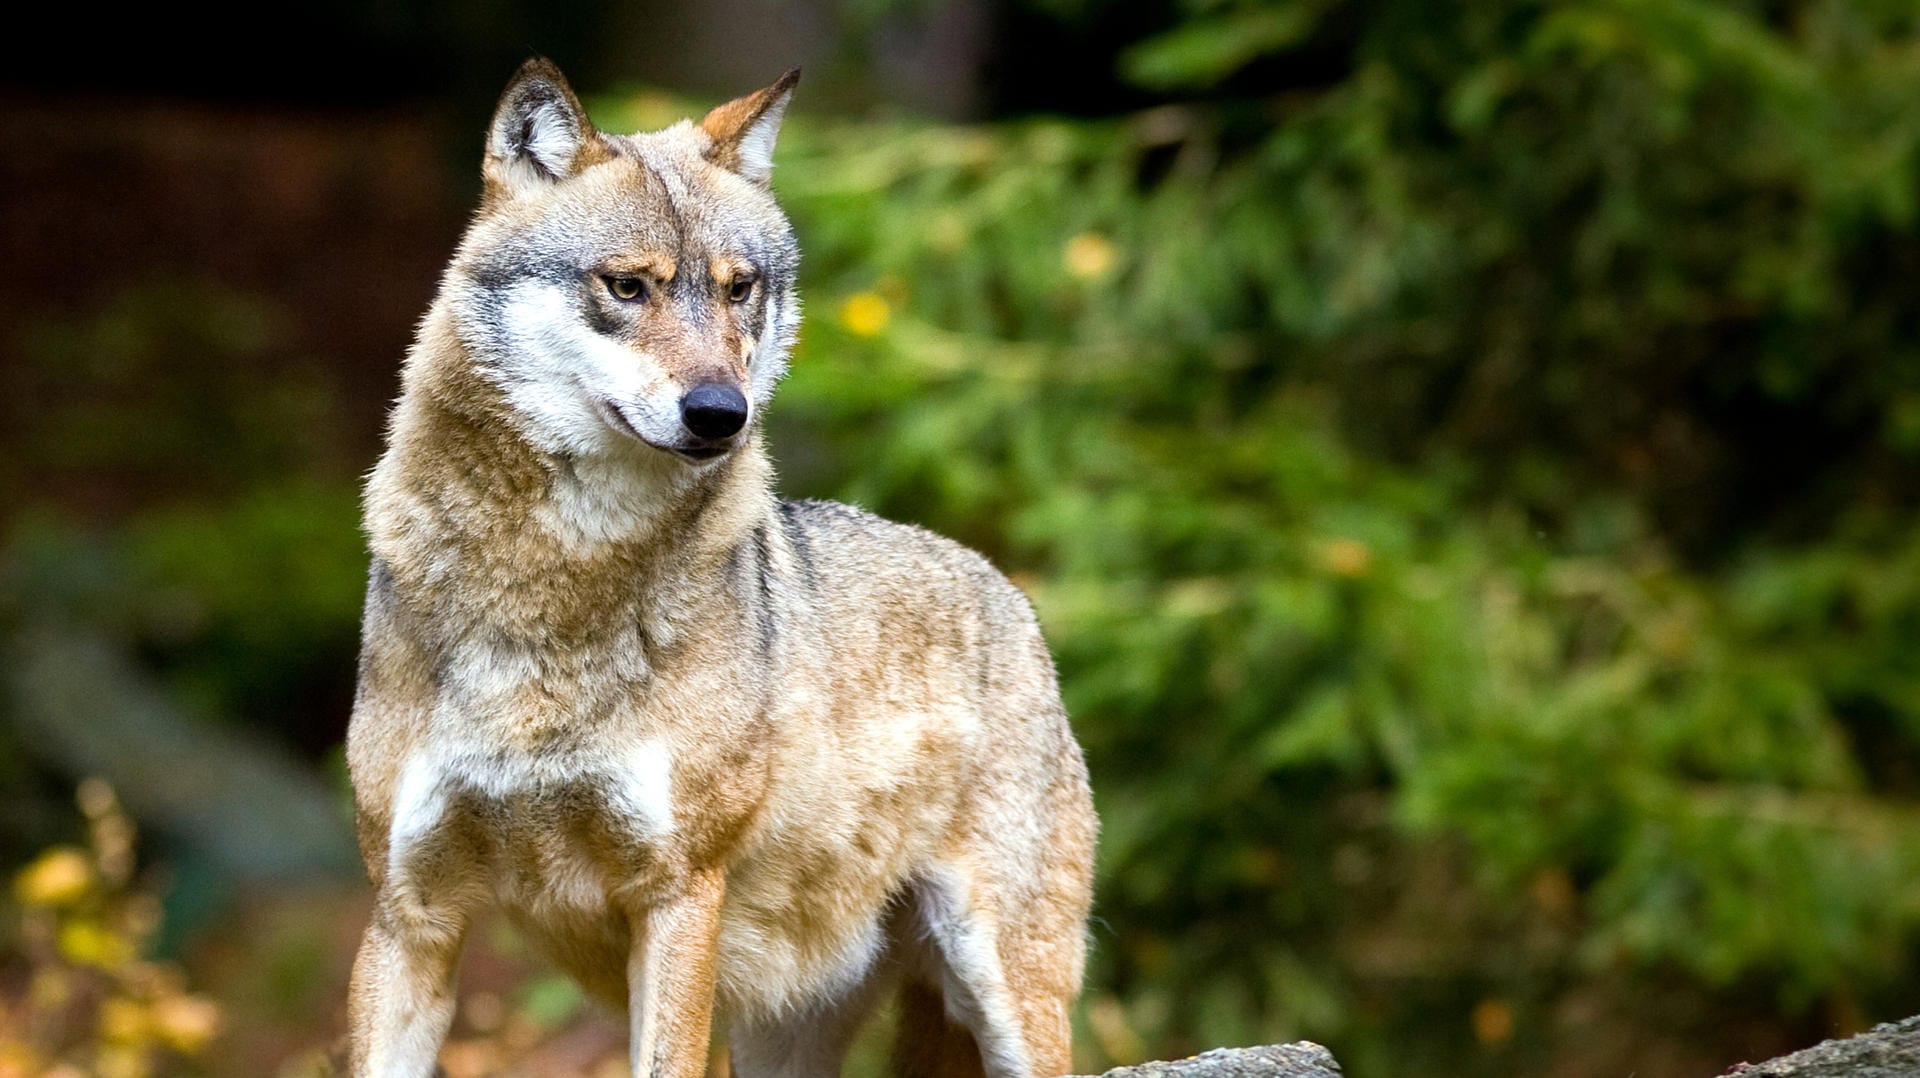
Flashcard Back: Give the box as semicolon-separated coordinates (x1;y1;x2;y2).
681;384;749;440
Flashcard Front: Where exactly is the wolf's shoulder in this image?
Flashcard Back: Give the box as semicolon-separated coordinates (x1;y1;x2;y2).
773;499;1028;607
775;498;972;565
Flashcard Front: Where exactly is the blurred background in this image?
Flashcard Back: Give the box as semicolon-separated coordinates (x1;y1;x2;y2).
4;1;1920;1075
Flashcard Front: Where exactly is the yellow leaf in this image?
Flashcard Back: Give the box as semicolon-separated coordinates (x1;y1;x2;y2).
837;292;892;338
57;919;133;970
1471;997;1515;1046
1319;537;1374;578
152;995;221;1055
95;1043;152;1078
1063;231;1118;279
12;847;93;908
99;998;151;1044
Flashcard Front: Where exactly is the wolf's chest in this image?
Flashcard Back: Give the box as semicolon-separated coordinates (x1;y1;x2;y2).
384;736;679;914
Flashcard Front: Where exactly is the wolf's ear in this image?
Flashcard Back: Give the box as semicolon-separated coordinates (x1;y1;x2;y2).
700;69;800;186
485;58;598;196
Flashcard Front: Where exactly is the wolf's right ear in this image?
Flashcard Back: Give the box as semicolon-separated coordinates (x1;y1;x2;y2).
700;69;800;186
484;58;600;198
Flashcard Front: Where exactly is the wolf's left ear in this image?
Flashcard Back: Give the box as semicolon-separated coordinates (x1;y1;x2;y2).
485;58;599;197
700;69;800;186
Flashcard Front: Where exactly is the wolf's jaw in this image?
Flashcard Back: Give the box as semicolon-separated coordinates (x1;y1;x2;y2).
592;395;644;441
592;394;742;472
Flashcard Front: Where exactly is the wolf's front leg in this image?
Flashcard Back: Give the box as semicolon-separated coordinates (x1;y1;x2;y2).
347;897;471;1077
628;866;727;1078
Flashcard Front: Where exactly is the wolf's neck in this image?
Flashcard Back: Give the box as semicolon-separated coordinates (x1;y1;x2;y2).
369;335;774;648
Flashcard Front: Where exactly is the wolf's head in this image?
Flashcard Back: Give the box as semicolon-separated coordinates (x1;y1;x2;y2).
445;59;801;468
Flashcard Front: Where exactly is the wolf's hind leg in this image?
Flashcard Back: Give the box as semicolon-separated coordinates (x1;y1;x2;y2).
901;865;1082;1078
985;885;1081;1075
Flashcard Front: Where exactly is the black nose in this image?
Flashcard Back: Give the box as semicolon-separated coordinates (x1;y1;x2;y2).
680;384;749;440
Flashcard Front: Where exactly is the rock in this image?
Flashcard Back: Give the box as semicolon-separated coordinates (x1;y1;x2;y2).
1081;1043;1343;1078
1071;1017;1920;1078
1722;1015;1920;1077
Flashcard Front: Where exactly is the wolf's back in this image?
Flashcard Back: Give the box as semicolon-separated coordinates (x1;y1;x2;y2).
773;496;1052;652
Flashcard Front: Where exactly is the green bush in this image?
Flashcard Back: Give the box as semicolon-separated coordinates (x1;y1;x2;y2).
607;1;1920;1069
4;3;1915;1073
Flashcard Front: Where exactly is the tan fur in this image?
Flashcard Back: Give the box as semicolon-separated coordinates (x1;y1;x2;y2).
699;69;800;182
346;60;1095;1078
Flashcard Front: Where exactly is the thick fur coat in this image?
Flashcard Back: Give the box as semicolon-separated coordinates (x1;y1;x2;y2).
345;60;1097;1078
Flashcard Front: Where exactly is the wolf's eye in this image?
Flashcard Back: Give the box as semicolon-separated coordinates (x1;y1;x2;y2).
605;276;647;302
728;274;757;304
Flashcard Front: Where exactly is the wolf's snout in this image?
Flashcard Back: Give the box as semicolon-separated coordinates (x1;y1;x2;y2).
680;384;749;440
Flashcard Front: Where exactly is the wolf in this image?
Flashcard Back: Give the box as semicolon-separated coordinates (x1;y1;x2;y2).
344;59;1097;1078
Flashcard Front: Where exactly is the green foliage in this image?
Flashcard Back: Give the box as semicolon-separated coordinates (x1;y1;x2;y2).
2;2;1915;1073
9;282;335;497
600;1;1920;1069
1123;1;1330;90
6;275;367;728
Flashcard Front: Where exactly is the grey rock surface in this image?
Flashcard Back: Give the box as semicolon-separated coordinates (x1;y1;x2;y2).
1071;1016;1920;1078
1082;1043;1342;1078
1723;1015;1920;1077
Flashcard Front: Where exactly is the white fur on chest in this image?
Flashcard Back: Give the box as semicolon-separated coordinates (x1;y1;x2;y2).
386;736;678;888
